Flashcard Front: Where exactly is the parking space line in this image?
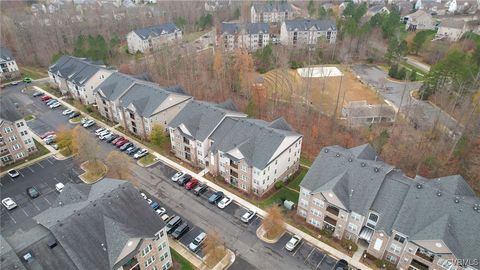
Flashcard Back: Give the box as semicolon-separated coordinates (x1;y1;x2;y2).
292;242;304;256
32;201;41;211
5;211;17;224
328;260;337;270
46;158;54;165
315;252;326;269
72;168;80;175
27;166;34;173
43;197;52;205
21;208;29;217
37;161;45;168
304;247;315;263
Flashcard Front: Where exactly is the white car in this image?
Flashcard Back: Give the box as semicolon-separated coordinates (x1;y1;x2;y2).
2;197;17;210
49;102;61;108
171;171;186;182
133;149;148;159
241;209;256;223
99;131;111;140
140;192;147;200
146;199;153;205
161;214;170;221
155;207;166;216
8;169;20;178
83;119;95;128
97;130;110;138
285;235;302;251
55;182;65;193
94;127;105;136
81;118;88;125
62;109;73;115
43;134;56;142
217;196;232;209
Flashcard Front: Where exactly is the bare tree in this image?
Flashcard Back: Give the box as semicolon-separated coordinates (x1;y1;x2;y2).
261;205;285;240
105;151;133;181
203;231;226;268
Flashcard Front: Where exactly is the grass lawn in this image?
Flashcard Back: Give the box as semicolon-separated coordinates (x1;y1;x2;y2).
24;114;34;121
287;167;308;191
0;139;50;172
138;154;156;166
171;249;195;270
70;117;81;123
20;65;47;79
257;187;299;209
81;161;107;184
183;29;211;43
399;62;426;77
300;155;313;167
40;83;62;97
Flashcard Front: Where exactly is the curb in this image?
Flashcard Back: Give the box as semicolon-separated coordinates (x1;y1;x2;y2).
256;225;285;244
79;161;107;184
136;156;160;168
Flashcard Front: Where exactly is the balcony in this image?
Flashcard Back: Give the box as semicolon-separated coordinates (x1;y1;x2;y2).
184;146;191;153
415;249;434;263
122;257;140;270
410;259;429;270
230;170;238;178
183;137;190;144
230;160;238;169
326;205;340;216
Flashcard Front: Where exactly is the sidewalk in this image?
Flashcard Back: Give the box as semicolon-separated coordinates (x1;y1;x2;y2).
33;85;373;270
169;240;204;269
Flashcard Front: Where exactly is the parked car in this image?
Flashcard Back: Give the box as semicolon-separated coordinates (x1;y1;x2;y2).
1;198;17;210
125;146;138;155
133;148;148;159
160;214;170;221
46;99;57;106
81;118;88;125
140;192;147;200
99;132;112;140
241;209;256;223
285;235;302;251
26;187;40;199
166;216;182;234
172;223;190;240
55;182;65;193
44;137;56;145
10;81;19;86
115;139;128;147
193;183;207;195
171;171;186;182
185;178;199;190
62;109;73;115
150;202;160;210
49;101;61;109
189;232;207;252
51;144;59;150
155;207;166;216
7;169;20;178
111;136;124;145
334;260;349;270
217;196;232;209
208;191;224;204
94;127;105;136
40;131;55;139
32;91;44;97
177;174;192;186
83;119;95;128
40;95;52;101
119;142;133;151
97;130;110;138
69;111;80;119
105;134;119;143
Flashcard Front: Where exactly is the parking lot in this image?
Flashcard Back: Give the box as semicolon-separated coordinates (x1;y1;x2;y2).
0;157;81;236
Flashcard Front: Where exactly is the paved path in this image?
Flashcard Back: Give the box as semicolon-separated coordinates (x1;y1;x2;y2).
32;86;373;270
405;57;430;73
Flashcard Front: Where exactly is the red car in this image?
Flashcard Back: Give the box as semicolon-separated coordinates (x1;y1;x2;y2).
115;139;128;147
185;178;199;190
111;136;124;145
40;131;55;139
40;95;52;101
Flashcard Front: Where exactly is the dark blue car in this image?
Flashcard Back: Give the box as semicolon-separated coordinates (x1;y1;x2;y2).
150;202;160;210
208;191;224;204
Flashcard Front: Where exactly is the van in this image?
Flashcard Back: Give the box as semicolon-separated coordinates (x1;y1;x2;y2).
172;223;190;240
166;216;182;234
188;232;206;252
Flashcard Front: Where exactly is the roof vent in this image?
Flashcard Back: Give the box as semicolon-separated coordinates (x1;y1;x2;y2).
454;197;460;203
436;191;442;197
416;183;423;189
324;148;329;153
361;162;366;167
348;158;353;162
374;167;379;173
335;153;340;157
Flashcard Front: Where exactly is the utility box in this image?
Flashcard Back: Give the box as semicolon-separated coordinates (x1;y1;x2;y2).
284;200;295;210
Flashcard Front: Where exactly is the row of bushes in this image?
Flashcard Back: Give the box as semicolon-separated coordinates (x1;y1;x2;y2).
388;64;417;81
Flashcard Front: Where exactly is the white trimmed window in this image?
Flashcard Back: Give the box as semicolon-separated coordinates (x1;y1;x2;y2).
311;209;321;217
313;198;324;208
141;244;153;256
144;256;156;267
389;243;401;254
386;254;397;263
350;212;361;222
300;199;308;208
299;209;307;217
347;223;357;233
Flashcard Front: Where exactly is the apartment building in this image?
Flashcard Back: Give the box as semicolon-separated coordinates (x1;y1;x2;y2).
0;47;20;81
48;55;112;104
297;144;480;270
280;19;337;46
31;178;172;270
168;100;246;168
208;117;302;196
0;97;37;167
250;3;293;23
127;23;182;54
95;72;191;138
220;22;270;52
403;10;436;31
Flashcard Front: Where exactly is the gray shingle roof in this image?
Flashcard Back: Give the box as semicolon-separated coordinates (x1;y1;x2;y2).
300;145;394;214
95;72;140;101
301;144;480;264
252;2;292;13
49;55;104;86
0;235;26;270
210;117;301;169
133;23;180;40
0;47;14;62
33;179;166;270
284;19;337;31
221;22;270;35
118;83;190;118
168;100;246;142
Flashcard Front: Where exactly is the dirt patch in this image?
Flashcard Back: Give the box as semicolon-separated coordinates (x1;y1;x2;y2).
262;66;384;115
